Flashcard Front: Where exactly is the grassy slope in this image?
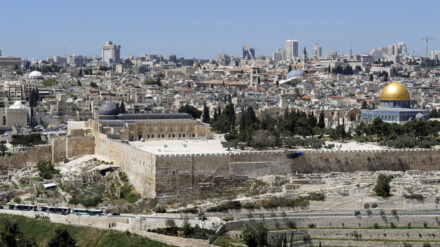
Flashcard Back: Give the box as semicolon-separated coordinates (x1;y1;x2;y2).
0;214;173;247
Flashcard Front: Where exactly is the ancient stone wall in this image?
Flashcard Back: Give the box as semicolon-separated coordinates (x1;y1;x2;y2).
155;153;231;200
0;145;52;173
95;134;156;198
295;149;440;173
66;136;95;159
51;137;66;163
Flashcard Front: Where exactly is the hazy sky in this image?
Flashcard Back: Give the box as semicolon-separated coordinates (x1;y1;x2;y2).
1;0;440;59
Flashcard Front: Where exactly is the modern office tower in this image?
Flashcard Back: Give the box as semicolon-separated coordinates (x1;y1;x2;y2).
285;40;299;61
272;49;284;64
242;44;256;60
168;54;177;63
313;44;322;58
102;41;121;64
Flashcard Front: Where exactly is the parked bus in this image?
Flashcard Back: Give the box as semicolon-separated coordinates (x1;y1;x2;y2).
8;204;38;211
41;206;71;215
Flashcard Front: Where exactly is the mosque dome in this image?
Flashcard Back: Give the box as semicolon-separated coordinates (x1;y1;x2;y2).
29;71;43;79
380;81;410;101
98;102;118;116
286;70;305;80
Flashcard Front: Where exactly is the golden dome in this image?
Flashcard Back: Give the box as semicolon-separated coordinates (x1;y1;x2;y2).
380;81;410;101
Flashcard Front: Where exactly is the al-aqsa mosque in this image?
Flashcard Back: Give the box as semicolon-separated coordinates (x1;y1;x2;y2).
361;81;429;123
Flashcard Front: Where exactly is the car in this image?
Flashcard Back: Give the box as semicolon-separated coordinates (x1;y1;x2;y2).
111;212;120;216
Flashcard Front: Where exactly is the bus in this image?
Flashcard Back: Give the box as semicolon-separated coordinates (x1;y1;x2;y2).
8;204;38;211
41;206;71;215
72;208;88;215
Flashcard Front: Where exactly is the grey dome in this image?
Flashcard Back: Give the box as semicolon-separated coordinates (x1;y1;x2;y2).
98;102;118;116
416;113;424;120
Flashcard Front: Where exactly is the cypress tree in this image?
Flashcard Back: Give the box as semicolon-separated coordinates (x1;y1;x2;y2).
202;101;210;123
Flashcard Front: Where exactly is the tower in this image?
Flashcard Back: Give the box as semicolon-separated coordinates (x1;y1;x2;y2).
286;40;298;61
250;62;260;87
102;41;121;64
242;44;255;60
313;44;322;58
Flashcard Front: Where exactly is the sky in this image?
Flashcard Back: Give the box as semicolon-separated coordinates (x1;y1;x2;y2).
1;0;440;59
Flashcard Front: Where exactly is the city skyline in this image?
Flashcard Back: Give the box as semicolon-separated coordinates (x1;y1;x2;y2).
2;0;440;59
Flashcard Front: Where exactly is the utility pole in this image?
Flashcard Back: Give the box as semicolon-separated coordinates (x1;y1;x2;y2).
421;37;436;57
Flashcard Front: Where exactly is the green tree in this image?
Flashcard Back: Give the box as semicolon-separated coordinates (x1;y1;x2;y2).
178;104;202;119
317;111;325;129
47;228;76;247
374;174;393;197
242;223;267;247
202;102;210;123
0;219;37;247
37;160;59;179
0;143;7;156
361;101;368;109
118;101;126;114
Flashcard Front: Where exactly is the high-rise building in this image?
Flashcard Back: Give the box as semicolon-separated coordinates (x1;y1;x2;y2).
102;41;121;64
285;40;299;61
313;44;322;58
242;44;255;60
168;54;177;63
272;49;284;64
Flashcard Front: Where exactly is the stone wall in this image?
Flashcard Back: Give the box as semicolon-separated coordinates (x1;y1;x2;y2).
0;145;52;173
95;133;156;198
66;136;95;159
51;137;66;163
295;149;440;173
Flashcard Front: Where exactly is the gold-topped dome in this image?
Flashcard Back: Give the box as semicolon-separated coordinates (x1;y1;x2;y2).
380;81;410;101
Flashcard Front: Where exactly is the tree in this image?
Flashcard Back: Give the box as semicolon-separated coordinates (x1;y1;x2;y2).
48;228;76;247
373;174;393;197
118;101;126;114
178;104;202;119
0;143;7;156
361;101;368;109
318;111;325;129
242;223;267;247
37;160;59;179
1;219;37;247
369;74;374;81
202;102;210;123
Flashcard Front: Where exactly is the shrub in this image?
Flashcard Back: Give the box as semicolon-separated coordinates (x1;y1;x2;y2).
308;223;316;229
423;243;431;247
81;196;102;207
380;210;385;217
373;174;393;197
373;223;380;229
13;197;21;203
63;158;70;163
287;221;297;229
207;201;241;212
407;223;412;229
37;160;59;179
371;203;378;208
242;223;268;247
11;133;45;146
392;209;398;216
155;207;167;213
390;222;396;228
364;203;370;209
366;209;372;216
354;210;361;217
165;219;176;228
404;194;424;201
424;222;428;228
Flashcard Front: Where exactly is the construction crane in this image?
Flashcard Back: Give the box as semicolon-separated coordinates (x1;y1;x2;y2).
422;37;436;57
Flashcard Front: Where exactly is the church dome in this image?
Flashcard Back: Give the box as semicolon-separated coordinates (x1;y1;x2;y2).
380;81;410;101
98;102;118;116
29;71;43;79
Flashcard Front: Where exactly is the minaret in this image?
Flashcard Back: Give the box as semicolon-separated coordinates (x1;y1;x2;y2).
302;47;308;68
